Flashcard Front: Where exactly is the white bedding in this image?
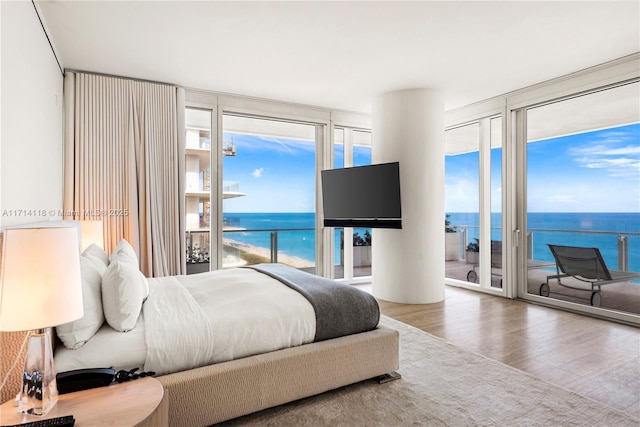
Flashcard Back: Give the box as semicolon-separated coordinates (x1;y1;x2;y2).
55;268;316;375
55;314;147;372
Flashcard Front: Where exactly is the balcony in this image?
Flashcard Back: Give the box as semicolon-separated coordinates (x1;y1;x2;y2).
445;225;640;315
186;227;373;278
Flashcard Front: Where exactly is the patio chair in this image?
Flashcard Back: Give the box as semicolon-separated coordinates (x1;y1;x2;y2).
466;240;503;285
540;244;640;307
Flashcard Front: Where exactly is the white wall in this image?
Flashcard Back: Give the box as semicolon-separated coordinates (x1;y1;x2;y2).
1;1;64;227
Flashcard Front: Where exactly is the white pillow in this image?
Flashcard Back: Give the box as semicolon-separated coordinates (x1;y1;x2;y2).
84;254;108;276
102;260;147;332
110;239;138;264
56;256;105;349
110;244;138;266
110;249;148;300
82;244;110;268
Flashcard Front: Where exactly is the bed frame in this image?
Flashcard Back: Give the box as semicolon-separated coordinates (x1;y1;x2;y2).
1;327;397;427
156;325;399;426
1;326;398;427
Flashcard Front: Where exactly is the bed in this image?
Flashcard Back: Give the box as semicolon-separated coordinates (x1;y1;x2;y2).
53;241;400;426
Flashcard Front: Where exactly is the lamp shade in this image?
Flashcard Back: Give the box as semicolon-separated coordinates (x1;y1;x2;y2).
80;220;104;252
0;227;83;332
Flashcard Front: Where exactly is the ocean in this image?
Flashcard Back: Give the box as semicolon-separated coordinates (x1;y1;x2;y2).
223;212;354;264
222;212;640;272
223;212;318;262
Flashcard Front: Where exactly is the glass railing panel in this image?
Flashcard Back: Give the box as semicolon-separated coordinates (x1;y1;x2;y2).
222;228;316;273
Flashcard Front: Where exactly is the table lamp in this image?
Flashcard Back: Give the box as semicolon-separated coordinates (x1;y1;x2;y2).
0;226;83;415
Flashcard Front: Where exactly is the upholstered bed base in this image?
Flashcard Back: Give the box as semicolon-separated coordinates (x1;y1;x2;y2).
156;325;399;426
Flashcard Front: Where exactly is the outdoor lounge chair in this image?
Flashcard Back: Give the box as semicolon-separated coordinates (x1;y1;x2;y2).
540;244;640;307
466;240;553;287
466;240;502;284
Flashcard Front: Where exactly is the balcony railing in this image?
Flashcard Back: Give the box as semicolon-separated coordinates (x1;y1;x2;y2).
223;181;241;193
187;227;372;273
448;225;639;273
222;227;315;264
190;225;637;276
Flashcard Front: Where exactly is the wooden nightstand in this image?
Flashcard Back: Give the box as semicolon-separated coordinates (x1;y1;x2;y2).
0;377;167;427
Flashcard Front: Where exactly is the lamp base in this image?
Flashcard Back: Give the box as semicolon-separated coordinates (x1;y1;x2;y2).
18;330;58;415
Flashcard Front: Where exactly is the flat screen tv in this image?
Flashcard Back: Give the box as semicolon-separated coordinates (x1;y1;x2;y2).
321;162;402;229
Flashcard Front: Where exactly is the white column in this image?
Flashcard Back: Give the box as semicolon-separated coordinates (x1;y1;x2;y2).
371;89;445;304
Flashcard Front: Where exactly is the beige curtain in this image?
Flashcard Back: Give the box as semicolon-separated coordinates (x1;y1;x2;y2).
63;72;186;277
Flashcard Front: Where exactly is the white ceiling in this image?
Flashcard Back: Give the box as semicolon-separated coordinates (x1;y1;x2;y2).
37;1;640;113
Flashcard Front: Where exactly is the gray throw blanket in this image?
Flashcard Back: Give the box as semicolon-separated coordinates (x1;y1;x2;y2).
248;263;380;342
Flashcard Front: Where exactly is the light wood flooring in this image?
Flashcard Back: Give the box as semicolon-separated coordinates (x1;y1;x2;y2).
367;285;640;418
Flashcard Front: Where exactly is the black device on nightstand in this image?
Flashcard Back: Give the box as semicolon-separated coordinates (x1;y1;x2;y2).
1;415;75;427
56;368;115;394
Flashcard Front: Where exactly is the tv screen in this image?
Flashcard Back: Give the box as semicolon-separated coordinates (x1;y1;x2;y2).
321;162;402;229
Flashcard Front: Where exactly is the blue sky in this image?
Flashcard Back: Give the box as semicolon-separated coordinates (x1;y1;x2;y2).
222;132;376;213
222;134;373;213
223;123;639;214
222;134;316;213
446;123;640;213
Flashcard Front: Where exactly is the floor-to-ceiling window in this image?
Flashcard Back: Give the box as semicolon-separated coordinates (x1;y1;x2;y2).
184;93;374;279
332;127;373;281
445;122;483;285
445;115;504;291
522;82;640;316
221;115;318;272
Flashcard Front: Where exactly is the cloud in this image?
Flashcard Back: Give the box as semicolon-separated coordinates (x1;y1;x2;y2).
252;168;264;178
580;158;639;169
567;136;640;178
597;146;640;156
569;144;640;157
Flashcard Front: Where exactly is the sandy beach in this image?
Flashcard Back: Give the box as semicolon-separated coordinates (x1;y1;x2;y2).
223;238;314;269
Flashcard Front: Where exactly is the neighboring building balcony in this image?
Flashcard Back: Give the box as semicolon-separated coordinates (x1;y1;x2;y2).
223;181;245;199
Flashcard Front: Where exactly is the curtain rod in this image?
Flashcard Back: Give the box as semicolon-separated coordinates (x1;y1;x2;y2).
65;69;177;87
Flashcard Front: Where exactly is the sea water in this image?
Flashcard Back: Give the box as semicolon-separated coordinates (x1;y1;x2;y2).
223;212;640;272
223;212;317;262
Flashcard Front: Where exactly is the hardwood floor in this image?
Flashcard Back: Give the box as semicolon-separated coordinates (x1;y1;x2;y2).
369;285;640;418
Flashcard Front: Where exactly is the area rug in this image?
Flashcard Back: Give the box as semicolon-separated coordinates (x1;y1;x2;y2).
219;316;639;426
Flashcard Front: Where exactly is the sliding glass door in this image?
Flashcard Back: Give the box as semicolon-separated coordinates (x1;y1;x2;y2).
445;116;503;291
519;81;640;317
